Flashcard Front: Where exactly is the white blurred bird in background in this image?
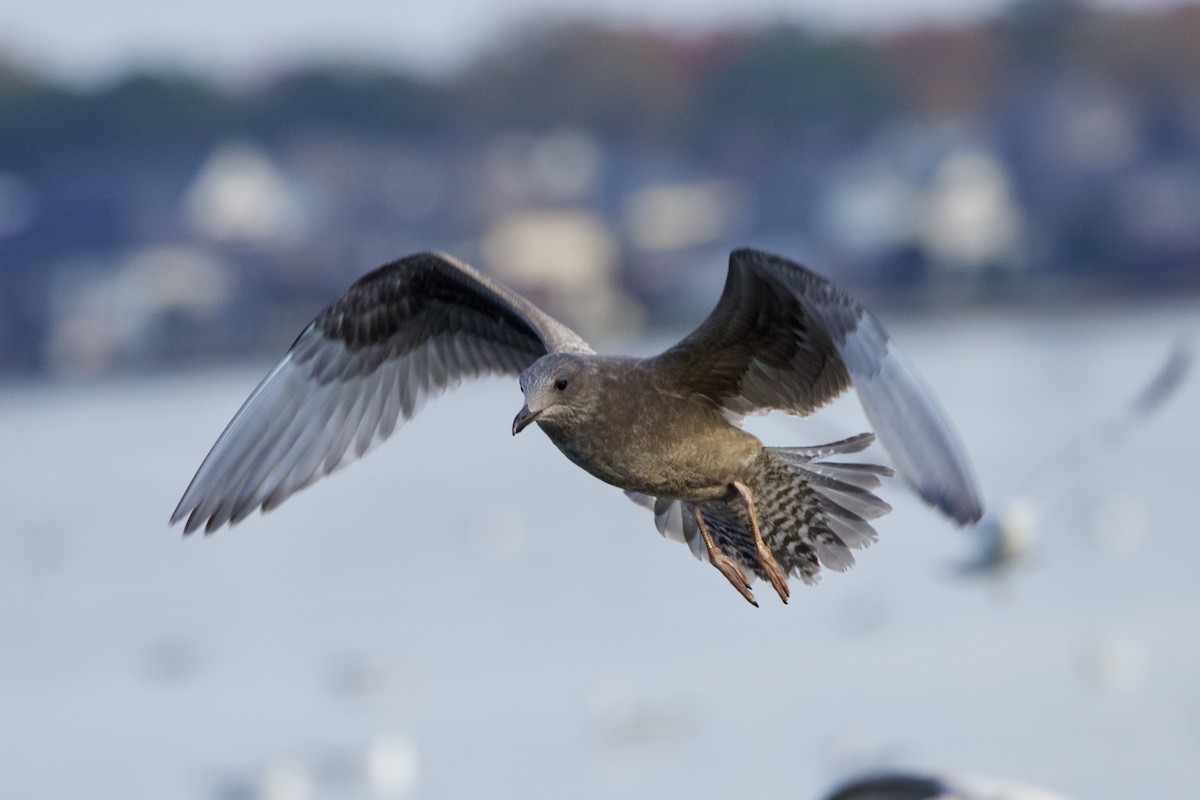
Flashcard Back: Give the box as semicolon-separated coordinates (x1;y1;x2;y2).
957;337;1193;579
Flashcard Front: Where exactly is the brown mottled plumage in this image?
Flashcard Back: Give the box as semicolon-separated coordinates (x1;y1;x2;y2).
172;248;982;605
626;434;893;602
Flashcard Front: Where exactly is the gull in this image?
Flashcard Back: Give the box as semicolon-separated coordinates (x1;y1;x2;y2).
958;337;1193;578
171;248;982;605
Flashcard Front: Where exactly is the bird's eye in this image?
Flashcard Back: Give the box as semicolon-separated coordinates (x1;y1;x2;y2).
555;378;569;391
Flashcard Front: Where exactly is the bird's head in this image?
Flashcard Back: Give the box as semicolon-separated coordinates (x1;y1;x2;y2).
512;353;594;435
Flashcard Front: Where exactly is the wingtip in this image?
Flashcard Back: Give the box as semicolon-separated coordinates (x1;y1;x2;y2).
931;489;985;528
168;504;191;534
169;503;217;537
956;506;986;528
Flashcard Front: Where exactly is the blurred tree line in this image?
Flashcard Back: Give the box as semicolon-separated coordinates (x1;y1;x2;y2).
2;0;1200;376
0;27;896;167
3;1;1194;169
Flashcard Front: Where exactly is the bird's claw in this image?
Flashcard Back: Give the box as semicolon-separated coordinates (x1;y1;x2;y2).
711;550;759;607
757;546;790;604
694;504;759;607
734;480;790;604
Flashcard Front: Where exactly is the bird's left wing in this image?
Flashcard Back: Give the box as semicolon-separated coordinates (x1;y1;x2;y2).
171;251;592;534
645;247;982;525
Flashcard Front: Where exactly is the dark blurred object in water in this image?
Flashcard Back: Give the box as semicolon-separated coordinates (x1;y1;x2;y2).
822;769;1073;799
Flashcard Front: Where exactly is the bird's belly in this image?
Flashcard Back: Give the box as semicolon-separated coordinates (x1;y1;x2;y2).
539;418;759;501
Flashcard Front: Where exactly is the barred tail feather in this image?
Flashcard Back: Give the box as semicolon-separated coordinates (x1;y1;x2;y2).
625;433;894;591
763;433;893;578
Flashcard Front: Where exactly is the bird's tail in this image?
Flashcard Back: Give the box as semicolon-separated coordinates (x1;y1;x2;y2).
752;433;894;583
626;433;894;586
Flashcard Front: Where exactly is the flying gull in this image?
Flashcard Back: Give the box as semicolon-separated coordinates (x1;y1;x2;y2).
171;248;983;605
957;336;1192;578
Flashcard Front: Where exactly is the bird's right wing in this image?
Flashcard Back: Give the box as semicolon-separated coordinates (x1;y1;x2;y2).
647;248;983;525
171;251;592;534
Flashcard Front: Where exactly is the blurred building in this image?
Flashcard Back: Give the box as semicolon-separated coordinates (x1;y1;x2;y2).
3;5;1200;377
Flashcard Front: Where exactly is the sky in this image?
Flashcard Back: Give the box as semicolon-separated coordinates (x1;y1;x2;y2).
0;0;1192;86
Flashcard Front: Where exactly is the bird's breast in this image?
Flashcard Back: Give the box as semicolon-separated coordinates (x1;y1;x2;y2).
537;396;761;501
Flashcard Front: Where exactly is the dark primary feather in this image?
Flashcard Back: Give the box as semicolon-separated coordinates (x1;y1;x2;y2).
171;251;591;534
648;248;983;525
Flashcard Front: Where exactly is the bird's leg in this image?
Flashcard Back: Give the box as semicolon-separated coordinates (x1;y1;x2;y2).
732;480;790;603
693;506;758;607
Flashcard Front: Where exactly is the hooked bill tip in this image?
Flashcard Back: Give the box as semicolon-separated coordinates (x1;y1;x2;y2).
512;404;541;436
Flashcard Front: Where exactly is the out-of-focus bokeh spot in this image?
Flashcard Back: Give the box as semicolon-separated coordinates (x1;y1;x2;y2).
182;143;306;246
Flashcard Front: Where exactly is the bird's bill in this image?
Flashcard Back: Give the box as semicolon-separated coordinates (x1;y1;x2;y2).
512;404;542;435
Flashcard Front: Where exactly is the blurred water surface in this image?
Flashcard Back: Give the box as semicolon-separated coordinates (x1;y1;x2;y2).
1;302;1198;800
